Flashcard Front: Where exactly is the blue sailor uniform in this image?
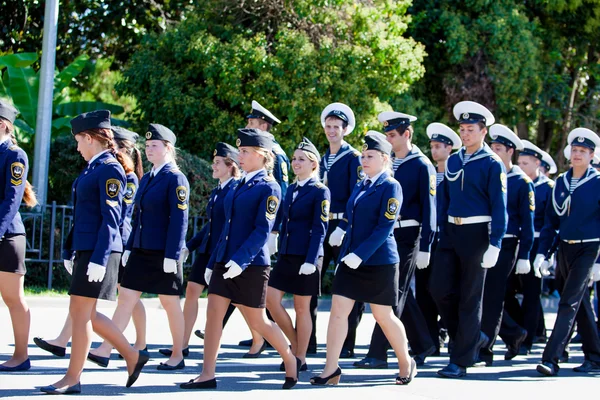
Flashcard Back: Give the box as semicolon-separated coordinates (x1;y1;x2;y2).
120;172;139;248
271;140;290;232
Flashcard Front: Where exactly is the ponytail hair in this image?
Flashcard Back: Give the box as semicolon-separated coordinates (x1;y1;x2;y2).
116;138;144;180
1;118;38;207
79;128;130;175
165;141;179;169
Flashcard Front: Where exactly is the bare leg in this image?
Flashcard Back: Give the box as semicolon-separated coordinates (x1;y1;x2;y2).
266;288;295;353
293;295;312;364
46;315;72;348
0;272;30;367
238;307;265;354
182;282;204;349
371;304;411;377
131;299;147;350
319;295;354;378
159;295;185;366
190;294;230;383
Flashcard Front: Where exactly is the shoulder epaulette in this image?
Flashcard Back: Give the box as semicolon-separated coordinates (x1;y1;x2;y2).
547;180;555;188
490;153;502;163
315;182;326;189
523;175;532;184
104;158;118;164
8;145;19;151
264;175;275;182
352;150;360;157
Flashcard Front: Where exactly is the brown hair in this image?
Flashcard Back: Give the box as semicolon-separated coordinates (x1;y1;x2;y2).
1;118;37;207
116;138;143;179
223;157;242;179
78;128;130;175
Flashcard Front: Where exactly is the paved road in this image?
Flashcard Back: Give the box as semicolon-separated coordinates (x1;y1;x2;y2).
0;296;598;399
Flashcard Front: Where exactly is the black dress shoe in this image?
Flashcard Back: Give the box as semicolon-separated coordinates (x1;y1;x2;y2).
353;357;388;369
505;329;528;360
180;378;217;389
280;361;308;371
87;352;109;368
536;361;558;376
518;345;530;356
474;332;489;355
282;357;301;389
243;341;267;358
194;330;205;340
0;359;30;371
310;367;342;385
573;360;600;373
437;363;467;379
40;382;81;395
159;348;189;357
307;344;317;354
339;348;354;359
119;346;147;359
126;350;150;388
413;346;436;367
558;350;569;363
157;359;185;370
34;337;66;358
396;359;417;385
238;338;253;347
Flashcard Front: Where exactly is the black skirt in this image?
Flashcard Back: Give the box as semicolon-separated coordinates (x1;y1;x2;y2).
118;254;126;284
120;248;183;296
0;234;26;275
187;253;209;286
208;262;270;308
332;262;399;306
69;251;120;301
269;254;322;296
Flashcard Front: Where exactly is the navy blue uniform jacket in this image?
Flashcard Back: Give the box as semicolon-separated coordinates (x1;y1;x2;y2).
319;142;363;215
506;166;535;260
0;140;27;238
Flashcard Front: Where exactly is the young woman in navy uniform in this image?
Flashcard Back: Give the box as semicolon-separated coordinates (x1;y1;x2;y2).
311;131;415;386
478;124;534;365
113;124;190;371
319;102;364;357
430;101;507;379
354;111;437;370
160;143;241;357
267;137;330;370
534;128;600;376
181;128;299;390
42;111;150;394
0;101;37;372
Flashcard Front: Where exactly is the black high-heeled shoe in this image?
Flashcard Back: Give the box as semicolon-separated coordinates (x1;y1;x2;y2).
310;367;342;385
282;357;301;389
396;359;417;385
180;378;217;389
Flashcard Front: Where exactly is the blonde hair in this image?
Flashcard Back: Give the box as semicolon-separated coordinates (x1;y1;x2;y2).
382;152;394;176
293;150;321;182
164;141;179;168
0;118;37;207
252;147;275;174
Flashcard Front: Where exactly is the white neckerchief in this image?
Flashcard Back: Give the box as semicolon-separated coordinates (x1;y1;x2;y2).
293;177;311;201
88;149;109;166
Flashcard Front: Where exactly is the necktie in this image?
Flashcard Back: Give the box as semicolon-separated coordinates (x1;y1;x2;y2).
354;179;371;204
292;186;300;202
148;172;155;184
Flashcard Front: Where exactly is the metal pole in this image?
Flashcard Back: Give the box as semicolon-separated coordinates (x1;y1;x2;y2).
33;0;59;206
48;202;57;290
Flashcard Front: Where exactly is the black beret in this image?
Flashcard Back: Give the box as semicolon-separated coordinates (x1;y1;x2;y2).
112;126;139;143
0;100;18;124
236;128;273;151
214;142;239;165
362;131;392;155
145;123;176;145
70;110;111;135
296;137;321;162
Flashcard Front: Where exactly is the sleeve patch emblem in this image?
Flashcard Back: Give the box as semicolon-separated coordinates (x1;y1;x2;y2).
11;162;24;180
176;186;188;202
281;161;289;182
384;198;400;220
124;182;136;203
266;195;279;220
500;172;507;193
357;165;365;181
321;199;330;222
529;191;535;211
429;174;437;196
106;179;120;198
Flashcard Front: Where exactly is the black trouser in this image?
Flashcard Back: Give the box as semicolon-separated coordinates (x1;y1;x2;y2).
481;237;520;356
430;222;488;368
519;238;545;349
366;226;434;361
542;241;600;369
309;219;342;349
415;237;442;353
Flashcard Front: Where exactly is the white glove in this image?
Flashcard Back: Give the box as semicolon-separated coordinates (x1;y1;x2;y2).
328;227;346;247
163;258;178;274
299;263;317;275
415;252;430;270
179;247;190;264
532;254;543;278
481;245;500;269
341;253;362;269
592;264;600;282
540;260;552;277
204;268;212;285
87;262;106;283
122;250;131;267
515;259;531;275
223;260;243;279
268;233;279;255
63;259;73;275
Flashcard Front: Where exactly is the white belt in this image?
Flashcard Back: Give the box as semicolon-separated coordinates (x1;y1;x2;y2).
504;234;517;239
534;232;540;238
447;215;492;225
329;212;344;220
399;219;420;228
562;238;600;244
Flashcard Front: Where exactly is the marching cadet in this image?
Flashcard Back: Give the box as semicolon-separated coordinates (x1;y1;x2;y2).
161;143;241;357
42;111;149;394
430;101;507;379
267;137;330;371
535;128;600;376
181;128;299;390
478;124;534;365
417;123;462;356
109;124;190;372
317;102;363;357
0;101;37;372
354;111;436;370
311;131;415;386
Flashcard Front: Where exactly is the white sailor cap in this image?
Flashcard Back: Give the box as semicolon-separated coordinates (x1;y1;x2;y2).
426;123;461;150
321;102;356;135
453;101;495;126
567;127;600;150
247;100;281;125
593;154;600;168
378;111;417;133
489;124;524;151
540;149;557;174
520;140;544;161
